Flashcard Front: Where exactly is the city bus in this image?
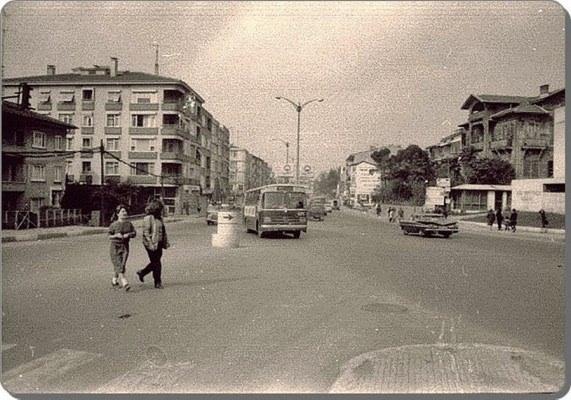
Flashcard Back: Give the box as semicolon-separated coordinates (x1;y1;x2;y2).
243;184;309;238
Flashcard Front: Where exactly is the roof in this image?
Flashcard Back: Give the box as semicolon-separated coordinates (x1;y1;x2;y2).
3;71;205;103
451;184;512;191
346;145;401;165
461;94;534;110
530;88;566;105
490;103;549;120
2;101;77;129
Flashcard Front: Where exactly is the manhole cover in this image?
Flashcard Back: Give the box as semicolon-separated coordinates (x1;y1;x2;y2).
361;303;408;313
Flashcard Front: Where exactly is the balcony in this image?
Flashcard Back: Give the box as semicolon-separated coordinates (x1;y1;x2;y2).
81;127;94;135
470;141;484;151
80;150;94;158
127;175;157;185
490;139;512;149
161;175;188;185
128;151;157;160
104;176;122;185
82;101;95;111
468;110;488;122
104;151;122;159
37;103;52;111
129;103;159;111
2;180;26;192
522;138;549;148
104;127;122;135
161;125;191;140
161;101;183;112
129;127;158;135
57;102;76;111
160;152;186;161
105;102;123;111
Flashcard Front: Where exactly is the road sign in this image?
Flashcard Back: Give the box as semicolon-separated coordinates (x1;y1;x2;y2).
304;165;311;173
284;164;291;172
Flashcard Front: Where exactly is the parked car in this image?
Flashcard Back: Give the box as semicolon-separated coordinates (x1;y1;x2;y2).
206;203;232;225
309;198;326;221
399;213;458;238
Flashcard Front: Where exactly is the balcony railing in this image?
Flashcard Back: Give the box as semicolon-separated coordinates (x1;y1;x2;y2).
129;127;159;135
82;101;95;111
128;151;158;159
127;175;157;185
129;103;159;111
468;110;488;122
57;102;76;111
161;101;183;112
104;127;122;135
522;138;548;148
105;102;123;111
1;180;26;192
37;103;52;111
160;152;186;161
490;139;512;149
161;175;189;185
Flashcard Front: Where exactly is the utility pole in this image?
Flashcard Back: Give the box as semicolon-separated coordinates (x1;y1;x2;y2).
153;43;159;75
100;140;105;226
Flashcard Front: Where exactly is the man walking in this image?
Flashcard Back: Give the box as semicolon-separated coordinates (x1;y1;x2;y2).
510;208;518;233
539;209;549;233
495;208;503;231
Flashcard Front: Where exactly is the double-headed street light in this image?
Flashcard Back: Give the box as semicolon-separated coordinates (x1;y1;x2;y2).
275;96;324;184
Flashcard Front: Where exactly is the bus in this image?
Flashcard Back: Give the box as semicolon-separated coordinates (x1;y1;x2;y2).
243;184;309;238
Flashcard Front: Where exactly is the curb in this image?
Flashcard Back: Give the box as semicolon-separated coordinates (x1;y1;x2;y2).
1;217;197;244
459;220;565;235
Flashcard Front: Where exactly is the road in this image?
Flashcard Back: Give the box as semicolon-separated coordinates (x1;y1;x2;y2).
1;211;565;393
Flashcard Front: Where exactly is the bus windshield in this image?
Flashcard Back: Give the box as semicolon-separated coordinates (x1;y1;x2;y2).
263;192;307;209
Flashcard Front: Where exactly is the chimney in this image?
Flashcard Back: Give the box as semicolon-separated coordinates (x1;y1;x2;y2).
47;65;56;75
540;84;550;96
110;57;118;77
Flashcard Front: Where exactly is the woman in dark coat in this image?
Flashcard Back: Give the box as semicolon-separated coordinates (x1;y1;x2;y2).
539;209;549;233
486;209;495;231
137;200;170;289
495;208;503;231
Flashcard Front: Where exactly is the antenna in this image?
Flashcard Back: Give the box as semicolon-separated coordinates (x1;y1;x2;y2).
152;42;159;75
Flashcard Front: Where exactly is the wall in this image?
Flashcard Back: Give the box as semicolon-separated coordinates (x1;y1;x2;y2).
511;178;565;214
553;106;565;178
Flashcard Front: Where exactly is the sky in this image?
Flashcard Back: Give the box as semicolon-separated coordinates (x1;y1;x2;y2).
1;1;566;175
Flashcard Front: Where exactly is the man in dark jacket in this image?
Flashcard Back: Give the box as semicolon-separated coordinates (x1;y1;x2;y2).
510;209;518;232
495;208;503;231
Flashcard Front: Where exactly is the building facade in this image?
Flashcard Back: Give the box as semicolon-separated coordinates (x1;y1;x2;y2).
229;146;273;203
2;101;77;213
3;60;231;215
426;129;462;179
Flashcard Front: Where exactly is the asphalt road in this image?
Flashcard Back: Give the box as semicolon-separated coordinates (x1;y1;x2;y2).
1;211;565;393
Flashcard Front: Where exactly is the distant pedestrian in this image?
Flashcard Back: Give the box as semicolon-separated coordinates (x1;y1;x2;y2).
137;200;170;289
510;208;518;232
539;209;549;233
486;209;495;231
503;209;511;231
442;206;449;219
397;207;404;222
376;202;382;217
389;207;395;223
108;205;136;291
495;208;503;231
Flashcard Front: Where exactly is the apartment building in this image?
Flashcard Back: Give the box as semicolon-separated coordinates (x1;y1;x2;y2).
229;146;273;203
426;129;463;179
2;100;77;212
458;85;563;179
3;59;231;215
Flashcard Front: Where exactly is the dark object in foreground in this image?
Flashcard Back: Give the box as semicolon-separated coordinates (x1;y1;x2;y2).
399;213;459;238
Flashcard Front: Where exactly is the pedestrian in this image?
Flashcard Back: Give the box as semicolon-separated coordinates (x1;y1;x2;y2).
397;207;404;222
389;207;395;223
108;204;136;291
442;206;449;219
503;208;511;231
510;208;518;232
539;209;549;233
137;200;170;289
375;202;382;217
495;208;503;231
486;209;495;231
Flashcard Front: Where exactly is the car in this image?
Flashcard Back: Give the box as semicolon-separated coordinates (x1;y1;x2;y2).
398;213;458;238
206;203;232;225
309;199;326;221
324;202;333;214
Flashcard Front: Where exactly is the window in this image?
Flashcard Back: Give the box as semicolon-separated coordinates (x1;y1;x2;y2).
31;165;46;181
131;91;157;104
59;91;75;103
58;113;74;125
66;136;74;150
66;160;73;173
547;161;554;178
105;161;119;175
106;113;121;127
54;166;63;182
38;90;51;103
544;183;565;193
32;131;46;148
31;198;46;212
131;114;156;127
82;161;92;173
54;135;64;150
106;138;120;151
130;138;156;152
82;113;94;127
82;137;92;149
51;190;63;207
82;89;94;101
107;91;121;103
131;162;154;176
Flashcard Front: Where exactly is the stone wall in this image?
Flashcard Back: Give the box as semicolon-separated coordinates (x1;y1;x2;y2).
511;178;565;214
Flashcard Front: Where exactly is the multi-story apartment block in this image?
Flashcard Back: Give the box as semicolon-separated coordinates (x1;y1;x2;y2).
3;59;230;215
2;100;77;213
426;129;463;179
229;146;273;203
457;85;563;180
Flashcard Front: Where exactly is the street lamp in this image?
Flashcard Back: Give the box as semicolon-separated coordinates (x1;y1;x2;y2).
275;96;324;184
272;138;291;165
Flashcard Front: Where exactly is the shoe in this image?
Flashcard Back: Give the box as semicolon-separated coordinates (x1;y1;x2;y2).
154;283;163;289
124;284;131;292
112;277;119;287
136;270;145;283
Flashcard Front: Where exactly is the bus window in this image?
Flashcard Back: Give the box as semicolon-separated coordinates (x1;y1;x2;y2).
263;192;287;209
288;192;306;209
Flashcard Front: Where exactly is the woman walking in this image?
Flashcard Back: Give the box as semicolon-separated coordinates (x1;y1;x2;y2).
486;209;495;231
495;208;503;231
108;205;136;291
137;200;170;289
539;209;549;233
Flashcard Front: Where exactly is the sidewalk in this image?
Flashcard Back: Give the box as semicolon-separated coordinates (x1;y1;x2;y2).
341;207;565;241
2;215;203;243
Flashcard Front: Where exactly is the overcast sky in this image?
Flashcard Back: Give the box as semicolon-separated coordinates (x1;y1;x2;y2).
2;1;566;175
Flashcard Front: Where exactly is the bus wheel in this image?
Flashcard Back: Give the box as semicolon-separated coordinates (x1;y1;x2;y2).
292;231;301;239
257;223;265;238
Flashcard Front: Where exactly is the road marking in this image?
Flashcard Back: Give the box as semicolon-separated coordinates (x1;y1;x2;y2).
3;348;101;393
96;360;195;393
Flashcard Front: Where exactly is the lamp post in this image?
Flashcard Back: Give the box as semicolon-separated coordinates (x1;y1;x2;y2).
275;97;324;183
272;138;290;165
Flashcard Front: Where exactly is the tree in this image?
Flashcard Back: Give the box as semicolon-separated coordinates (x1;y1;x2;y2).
314;168;340;196
459;146;515;184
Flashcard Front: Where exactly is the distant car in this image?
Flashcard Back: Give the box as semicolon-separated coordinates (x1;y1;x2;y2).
399;213;458;238
324;202;333;214
206;203;232;225
309;199;326;221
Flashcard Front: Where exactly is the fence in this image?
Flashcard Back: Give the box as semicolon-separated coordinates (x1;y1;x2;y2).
3;209;87;230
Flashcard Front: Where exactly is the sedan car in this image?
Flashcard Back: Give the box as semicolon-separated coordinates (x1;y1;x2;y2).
399;213;458;238
206;203;232;225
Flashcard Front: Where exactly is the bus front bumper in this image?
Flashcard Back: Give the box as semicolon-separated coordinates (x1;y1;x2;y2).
260;224;307;232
